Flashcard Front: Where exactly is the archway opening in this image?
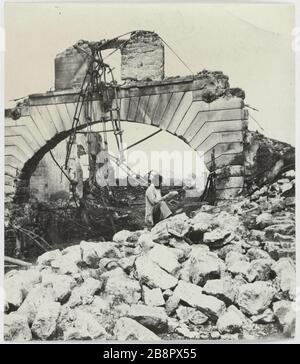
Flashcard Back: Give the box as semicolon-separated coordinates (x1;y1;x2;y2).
8;121;209;256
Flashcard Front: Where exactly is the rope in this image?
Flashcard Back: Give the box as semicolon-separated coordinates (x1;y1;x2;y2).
158;35;195;75
249;113;265;132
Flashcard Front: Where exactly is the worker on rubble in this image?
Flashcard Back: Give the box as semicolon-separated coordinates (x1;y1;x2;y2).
145;172;178;228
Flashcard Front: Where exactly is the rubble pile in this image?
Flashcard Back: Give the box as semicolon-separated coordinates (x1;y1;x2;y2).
4;169;295;341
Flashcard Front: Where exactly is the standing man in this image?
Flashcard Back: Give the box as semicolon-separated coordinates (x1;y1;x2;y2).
145;173;177;227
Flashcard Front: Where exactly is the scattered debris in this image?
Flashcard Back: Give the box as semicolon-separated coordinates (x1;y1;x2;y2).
3;167;295;341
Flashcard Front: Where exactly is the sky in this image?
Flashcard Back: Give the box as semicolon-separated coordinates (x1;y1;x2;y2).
4;2;295;180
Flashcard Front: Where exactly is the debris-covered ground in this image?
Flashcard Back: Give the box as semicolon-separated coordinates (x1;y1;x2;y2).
4;169;295;342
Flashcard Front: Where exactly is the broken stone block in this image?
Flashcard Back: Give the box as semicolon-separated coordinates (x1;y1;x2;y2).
114;317;161;341
118;256;136;273
179;248;225;286
173;281;226;321
192;70;231;103
51;254;80;275
42;273;76;303
203;228;231;246
246;247;271;261
143;286;165;307
4;313;32;342
246;259;273;282
217;305;246;334
147;244;181;274
5;279;26;308
152;213;190;241
138;232;155;252
68;277;102;308
273;300;295;338
166;213;190;238
80;241;121;267
272;258;296;300
103;268;141;304
216;242;244;260
18;285;56;325
255;213;273;229
249;229;265;242
92;296;110;313
31;302;61;340
64;309;107;340
151;220;170;244
284;197;295;207
175;324;199;339
190;211;213;232
202;277;237;305
251;308;275;324
236;282;275;316
265;223;295;238
282;170;295;179
210;331;221;340
79;277;102;297
128;304;168;332
168;238;192;260
226;251;251;277
113;230;132;244
37;249;62;266
135;255;178;290
165;295;181;316
176;305;208;325
215;211;240;233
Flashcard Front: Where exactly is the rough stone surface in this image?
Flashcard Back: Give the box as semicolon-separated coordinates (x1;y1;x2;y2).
4;161;295;341
273;300;295;338
202;278;236;305
147;244;181;274
42;273;75;302
4;313;32;342
37;249;62;266
18;285;56;324
190;212;213;232
114;317;161;341
143;287;165;307
246;259;273;282
5;269;41;308
113;230;132;244
64;309;107;340
135;255;178;290
179;248;224;286
272;258;296;299
176;305;208;325
217;306;246;334
246;248;271;261
121;31;164;82
236;282;275;316
128;304;168;332
251;309;275;324
173;281;226;320
31;302;61;340
203;228;231;245
103;268;141;304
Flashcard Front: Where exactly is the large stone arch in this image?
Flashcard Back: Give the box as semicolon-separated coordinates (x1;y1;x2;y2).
5;75;248;203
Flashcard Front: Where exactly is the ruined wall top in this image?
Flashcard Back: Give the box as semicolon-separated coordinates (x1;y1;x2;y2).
120;31;164;82
54;30;165;90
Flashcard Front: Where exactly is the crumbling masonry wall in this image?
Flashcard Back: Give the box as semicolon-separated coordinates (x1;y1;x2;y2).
5;31;250;203
121;31;164;82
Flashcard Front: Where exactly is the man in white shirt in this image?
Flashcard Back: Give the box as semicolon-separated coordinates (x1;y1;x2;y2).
145;173;177;227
